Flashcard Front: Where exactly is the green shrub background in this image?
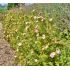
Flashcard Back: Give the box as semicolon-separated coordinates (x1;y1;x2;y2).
3;4;70;66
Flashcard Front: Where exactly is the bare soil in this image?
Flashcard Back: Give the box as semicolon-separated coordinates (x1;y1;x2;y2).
0;23;15;66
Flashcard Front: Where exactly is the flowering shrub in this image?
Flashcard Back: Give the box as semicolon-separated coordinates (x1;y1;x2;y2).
3;8;70;66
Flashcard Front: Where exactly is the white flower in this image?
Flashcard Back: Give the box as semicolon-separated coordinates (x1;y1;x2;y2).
56;49;61;55
39;16;43;18
36;20;38;23
25;22;30;25
42;34;46;39
32;9;35;12
42;47;45;51
41;18;45;22
18;42;22;46
14;56;17;58
34;59;38;62
41;19;44;22
49;18;53;22
36;33;39;37
31;50;34;54
45;45;49;49
35;41;37;44
34;16;37;20
22;33;26;36
16;36;19;39
42;44;49;50
50;52;56;58
15;29;18;32
16;47;19;52
25;26;29;31
35;25;38;29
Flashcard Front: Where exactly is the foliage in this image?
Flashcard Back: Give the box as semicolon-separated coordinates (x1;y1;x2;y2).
3;4;70;66
7;3;19;10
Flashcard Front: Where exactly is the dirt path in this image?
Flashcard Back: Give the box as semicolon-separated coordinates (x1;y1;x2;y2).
0;23;15;66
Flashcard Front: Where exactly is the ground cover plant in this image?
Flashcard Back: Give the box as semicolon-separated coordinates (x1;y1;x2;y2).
2;4;70;66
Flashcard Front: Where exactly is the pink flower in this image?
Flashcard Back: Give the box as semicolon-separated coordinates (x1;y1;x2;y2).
50;52;56;58
34;29;39;33
34;25;39;33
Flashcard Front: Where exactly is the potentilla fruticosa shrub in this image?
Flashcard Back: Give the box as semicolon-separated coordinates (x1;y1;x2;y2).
3;9;70;66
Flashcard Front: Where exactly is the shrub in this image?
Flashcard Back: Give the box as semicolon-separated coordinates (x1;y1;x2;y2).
3;6;70;66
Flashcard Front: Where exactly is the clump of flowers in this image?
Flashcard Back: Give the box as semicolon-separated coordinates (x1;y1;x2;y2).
50;49;61;58
3;8;70;66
